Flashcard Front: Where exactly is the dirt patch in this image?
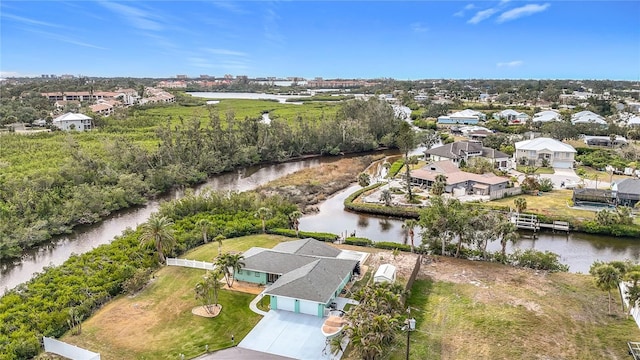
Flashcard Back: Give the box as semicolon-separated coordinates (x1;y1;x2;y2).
192;304;222;318
365;251;420;280
224;281;264;295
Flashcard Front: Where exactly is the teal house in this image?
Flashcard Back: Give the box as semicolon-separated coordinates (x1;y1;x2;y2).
235;238;360;317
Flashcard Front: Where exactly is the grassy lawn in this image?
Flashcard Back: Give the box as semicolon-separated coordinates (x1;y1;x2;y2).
386;260;640;360
488;190;596;221
62;234;290;360
516;165;555;174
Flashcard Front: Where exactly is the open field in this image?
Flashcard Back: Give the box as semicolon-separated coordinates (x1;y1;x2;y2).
488;189;596;221
61;234;291;360
386;256;640;360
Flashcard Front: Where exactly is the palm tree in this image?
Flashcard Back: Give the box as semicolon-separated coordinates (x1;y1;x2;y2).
498;220;519;258
592;264;621;314
254;207;272;233
213;234;225;255
215;253;245;288
396;121;416;201
402;219;419;252
288;210;303;237
194;269;224;314
625;270;640;315
431;174;447;195
139;214;175;264
196;218;212;244
379;189;392;206
358;172;371;188
514;197;527;213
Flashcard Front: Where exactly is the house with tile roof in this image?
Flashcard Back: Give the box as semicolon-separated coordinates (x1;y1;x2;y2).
424;141;510;170
235;238;359;317
410;160;510;197
514;137;576;168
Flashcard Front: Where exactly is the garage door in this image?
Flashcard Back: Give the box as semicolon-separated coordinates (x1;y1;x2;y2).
552;161;573;169
299;300;320;316
276;297;296;312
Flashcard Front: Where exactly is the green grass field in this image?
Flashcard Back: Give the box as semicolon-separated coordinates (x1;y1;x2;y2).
62;234;290;360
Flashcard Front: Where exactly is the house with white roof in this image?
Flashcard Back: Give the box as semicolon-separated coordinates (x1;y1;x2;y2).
627;116;640;127
493;109;529;124
571;110;607;125
437;109;486;125
514;137;576;168
52;112;92;131
532;110;561;123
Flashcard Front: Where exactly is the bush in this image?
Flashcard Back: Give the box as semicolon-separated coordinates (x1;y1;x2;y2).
345;237;373;246
267;228;338;242
577;221;640;238
509;249;569;272
538;178;554;192
388;159;405;178
374;242;412;252
122;268;153;295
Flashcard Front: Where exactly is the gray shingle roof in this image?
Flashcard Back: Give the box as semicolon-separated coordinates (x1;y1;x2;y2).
242;251;318;275
615;178;640;195
264;258;358;303
272;238;341;258
481;147;510;159
425;141;483;160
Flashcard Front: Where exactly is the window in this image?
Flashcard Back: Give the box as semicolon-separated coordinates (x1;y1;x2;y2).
255;272;260;277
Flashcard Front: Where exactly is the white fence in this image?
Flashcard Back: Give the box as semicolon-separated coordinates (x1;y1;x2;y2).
620;282;640;329
43;337;100;360
166;258;215;270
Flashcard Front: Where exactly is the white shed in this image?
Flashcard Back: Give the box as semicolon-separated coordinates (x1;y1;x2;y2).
374;264;396;283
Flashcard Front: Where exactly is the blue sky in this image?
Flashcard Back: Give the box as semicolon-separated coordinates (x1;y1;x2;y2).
1;1;639;80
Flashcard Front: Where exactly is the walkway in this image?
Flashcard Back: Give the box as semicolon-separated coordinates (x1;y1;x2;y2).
249;292;269;316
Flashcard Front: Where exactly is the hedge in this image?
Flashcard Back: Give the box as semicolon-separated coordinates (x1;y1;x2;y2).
576;221;640;238
388;159;405;178
374;242;412;252
267;228;338;242
344;183;421;219
345;237;373;246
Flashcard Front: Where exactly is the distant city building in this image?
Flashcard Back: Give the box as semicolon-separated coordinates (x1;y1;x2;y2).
176;74;188;79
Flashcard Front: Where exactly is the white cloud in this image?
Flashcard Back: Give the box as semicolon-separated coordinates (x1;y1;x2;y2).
210;1;246;14
205;48;247;57
497;3;550;23
99;1;163;31
497;60;523;68
468;8;498;24
410;22;428;33
454;3;475;17
2;13;64;28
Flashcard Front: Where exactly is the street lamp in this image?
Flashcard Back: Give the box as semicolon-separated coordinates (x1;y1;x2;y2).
404;315;416;360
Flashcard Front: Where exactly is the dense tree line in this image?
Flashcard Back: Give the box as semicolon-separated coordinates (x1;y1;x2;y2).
0;98;401;261
0;191;295;360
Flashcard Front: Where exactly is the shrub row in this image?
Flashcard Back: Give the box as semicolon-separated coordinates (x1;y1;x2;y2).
387;159;405;178
267;228;338;242
577;221;640;238
345;237;373;246
344;183;421;219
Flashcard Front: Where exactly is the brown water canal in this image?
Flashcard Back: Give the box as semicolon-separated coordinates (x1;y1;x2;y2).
2;153;639;292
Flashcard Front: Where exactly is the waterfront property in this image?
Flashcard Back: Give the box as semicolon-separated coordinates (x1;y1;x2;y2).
410;160;511;198
52;112;93;131
424;141;510;170
571;178;640;208
235;238;360;317
514;137;576;168
582;135;628;147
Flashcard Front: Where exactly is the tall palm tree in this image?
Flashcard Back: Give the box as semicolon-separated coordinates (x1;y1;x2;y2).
402;219;419;252
396;121;416;201
139;214;175;264
593;264;621;314
254;207;272;234
213;234;225;255
196;218;212;244
498;220;519;259
215;253;245;288
288;210;303;237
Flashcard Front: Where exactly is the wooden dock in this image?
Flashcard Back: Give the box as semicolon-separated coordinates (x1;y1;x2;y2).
510;213;570;234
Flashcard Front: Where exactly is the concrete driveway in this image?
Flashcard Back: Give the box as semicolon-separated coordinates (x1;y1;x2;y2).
239;310;343;360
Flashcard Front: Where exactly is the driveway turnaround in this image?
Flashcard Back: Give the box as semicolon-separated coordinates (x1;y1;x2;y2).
239;310;339;360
